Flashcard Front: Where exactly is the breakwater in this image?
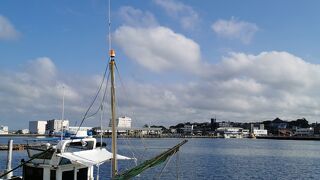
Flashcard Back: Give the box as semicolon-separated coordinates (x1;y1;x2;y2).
0;144;25;151
257;136;320;140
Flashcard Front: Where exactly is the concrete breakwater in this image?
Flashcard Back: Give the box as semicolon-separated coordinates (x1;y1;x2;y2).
0;144;25;151
256;136;320;140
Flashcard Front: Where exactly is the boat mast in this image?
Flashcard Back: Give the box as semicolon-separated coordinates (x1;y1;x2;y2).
109;49;118;178
108;0;117;177
61;85;65;140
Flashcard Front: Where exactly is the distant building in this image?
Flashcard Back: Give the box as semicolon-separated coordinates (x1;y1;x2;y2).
182;125;193;135
109;116;132;128
219;121;231;127
294;127;314;136
253;129;268;136
29;121;47;134
170;128;177;134
68;126;92;137
250;123;265;133
216;127;243;138
21;129;29;134
0;125;9;134
210;118;218;131
241;129;250;137
46;119;69;134
100;127;162;136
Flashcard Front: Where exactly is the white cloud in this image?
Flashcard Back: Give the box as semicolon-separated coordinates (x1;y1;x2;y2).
3;51;320;129
0;15;20;40
113;25;205;74
116;51;320;125
154;0;199;29
0;57;83;128
119;6;158;27
212;17;258;44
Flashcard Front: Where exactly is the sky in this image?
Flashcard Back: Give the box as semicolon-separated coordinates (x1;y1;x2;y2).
2;0;320;129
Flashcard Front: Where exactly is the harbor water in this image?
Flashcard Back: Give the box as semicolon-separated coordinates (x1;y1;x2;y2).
1;137;320;179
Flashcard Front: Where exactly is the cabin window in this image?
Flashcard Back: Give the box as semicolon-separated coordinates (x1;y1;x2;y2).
23;165;43;180
50;170;56;180
27;147;54;159
59;157;72;165
67;141;94;150
62;170;74;180
77;168;88;180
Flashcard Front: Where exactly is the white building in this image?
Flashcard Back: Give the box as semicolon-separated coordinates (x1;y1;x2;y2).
241;129;250;137
217;127;243;138
68;126;92;137
15;129;29;134
294;127;314;136
253;129;268;136
0;125;9;134
29;121;47;134
46;119;69;134
109;116;132;128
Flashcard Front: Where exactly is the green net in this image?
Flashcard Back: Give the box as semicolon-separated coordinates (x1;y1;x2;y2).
114;139;188;180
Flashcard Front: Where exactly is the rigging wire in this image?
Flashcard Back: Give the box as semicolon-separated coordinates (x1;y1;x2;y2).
176;151;180;180
112;62;139;168
75;64;109;135
85;70;110;120
114;63;148;162
155;152;175;179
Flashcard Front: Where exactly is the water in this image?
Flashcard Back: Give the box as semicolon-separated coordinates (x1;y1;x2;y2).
1;137;320;179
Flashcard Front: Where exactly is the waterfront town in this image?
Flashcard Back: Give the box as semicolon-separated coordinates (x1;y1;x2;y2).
0;117;318;138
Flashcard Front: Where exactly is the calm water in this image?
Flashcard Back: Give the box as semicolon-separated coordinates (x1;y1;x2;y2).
1;137;320;179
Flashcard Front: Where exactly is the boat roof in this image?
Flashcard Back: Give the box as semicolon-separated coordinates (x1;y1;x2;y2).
58;148;132;166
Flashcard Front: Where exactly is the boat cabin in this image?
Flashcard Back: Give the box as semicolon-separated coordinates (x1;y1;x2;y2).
23;138;97;180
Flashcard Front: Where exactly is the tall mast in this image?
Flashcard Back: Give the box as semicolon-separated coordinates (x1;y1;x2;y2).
61;85;65;140
108;0;117;177
109;49;118;178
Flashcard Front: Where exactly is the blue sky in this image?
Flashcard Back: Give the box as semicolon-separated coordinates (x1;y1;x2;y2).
2;0;320;129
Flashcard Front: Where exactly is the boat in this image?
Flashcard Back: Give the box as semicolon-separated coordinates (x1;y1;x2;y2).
0;1;187;179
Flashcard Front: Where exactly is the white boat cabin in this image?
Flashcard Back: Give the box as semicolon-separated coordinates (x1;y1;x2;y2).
23;137;131;180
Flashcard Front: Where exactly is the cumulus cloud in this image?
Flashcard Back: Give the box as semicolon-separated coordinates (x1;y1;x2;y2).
3;51;320;129
0;57;84;128
124;51;320;124
119;6;158;27
203;51;320;120
113;26;204;74
154;0;199;29
0;15;20;40
112;51;320;125
212;17;258;44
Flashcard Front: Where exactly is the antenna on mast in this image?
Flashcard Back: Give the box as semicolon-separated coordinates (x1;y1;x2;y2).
108;0;112;52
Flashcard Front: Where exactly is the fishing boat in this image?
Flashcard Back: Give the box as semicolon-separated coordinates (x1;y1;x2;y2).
0;2;187;179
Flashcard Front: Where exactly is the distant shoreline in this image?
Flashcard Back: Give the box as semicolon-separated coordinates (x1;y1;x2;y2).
2;134;320;141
